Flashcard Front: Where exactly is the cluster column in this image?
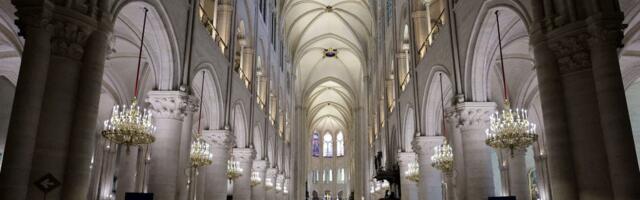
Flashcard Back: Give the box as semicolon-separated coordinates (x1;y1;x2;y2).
264;168;278;200
0;3;112;199
412;136;444;200
203;129;233;200
232;148;256;200
146;91;188;200
251;160;268;200
454;102;496;199
397;152;419;200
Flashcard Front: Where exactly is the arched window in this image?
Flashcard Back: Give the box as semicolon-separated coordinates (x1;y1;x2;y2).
337;168;345;184
312;132;320;157
323;133;333;157
336;131;344;157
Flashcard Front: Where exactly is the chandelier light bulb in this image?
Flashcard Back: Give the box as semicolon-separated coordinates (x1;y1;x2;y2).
102;98;156;146
431;140;454;172
485;100;538;155
227;160;244;180
190;137;213;167
404;161;420;182
251;171;262;187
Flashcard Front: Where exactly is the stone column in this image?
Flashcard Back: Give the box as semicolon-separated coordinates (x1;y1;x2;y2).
412;10;428;55
503;149;529;200
454;102;496;199
216;0;234;47
587;18;640;198
252;160;268;200
147;91;188;200
423;0;433;44
397;152;418;200
265;168;278;200
442;172;455;200
232;148;256;200
0;7;53;199
275;174;285;199
177;96;198;200
203;129;233;200
412;136;444;200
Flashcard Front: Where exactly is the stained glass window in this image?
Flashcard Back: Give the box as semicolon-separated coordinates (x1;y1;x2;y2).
323;133;333;157
312;132;321;157
337;131;344;157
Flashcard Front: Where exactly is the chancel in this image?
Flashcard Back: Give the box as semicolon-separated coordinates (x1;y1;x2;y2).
0;0;640;200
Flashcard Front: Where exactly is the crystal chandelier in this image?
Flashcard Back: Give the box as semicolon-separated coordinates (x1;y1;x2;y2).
484;11;537;155
275;180;282;192
250;171;262;187
190;71;213;168
404;161;420;182
430;73;454;173
431;140;454;172
227;160;243;180
265;177;274;190
102;8;155;146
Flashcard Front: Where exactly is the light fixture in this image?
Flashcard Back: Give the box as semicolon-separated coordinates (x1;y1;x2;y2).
431;140;453;172
102;8;156;146
430;73;454;173
265;177;274;190
484;10;537;156
250;171;262;187
227;159;243;180
190;71;213;168
404;161;420;182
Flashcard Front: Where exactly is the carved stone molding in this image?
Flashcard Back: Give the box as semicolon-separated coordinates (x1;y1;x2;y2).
265;168;278;179
547;32;591;75
185;95;200;113
454;102;496;130
146;91;189;120
50;19;91;60
232;148;256;161
14;6;54;37
411;136;444;156
397;152;417;165
253;160;269;171
203;129;235;149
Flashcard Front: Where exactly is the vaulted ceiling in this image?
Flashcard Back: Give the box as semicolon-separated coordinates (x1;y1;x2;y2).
283;0;372;132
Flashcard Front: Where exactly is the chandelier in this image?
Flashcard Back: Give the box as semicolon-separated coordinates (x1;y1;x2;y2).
227;160;243;180
265;177;274;190
250;171;262;187
404;161;420;182
190;71;213;168
431;140;454;172
102;8;155;146
275;180;282;192
484;10;537;155
430;73;454;173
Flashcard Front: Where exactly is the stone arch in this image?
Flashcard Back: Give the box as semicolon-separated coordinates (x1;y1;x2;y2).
232;101;249;148
111;1;181;91
192;63;224;130
402;105;415;152
421;66;453;136
464;1;533;102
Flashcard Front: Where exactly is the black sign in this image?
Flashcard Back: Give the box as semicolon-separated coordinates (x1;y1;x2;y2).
489;197;516;200
125;193;154;200
34;173;61;193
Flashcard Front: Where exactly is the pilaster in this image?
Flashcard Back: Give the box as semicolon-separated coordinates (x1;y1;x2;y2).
232;148;256;200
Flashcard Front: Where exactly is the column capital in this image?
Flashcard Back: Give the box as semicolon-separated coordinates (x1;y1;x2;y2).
453;102;496;130
397;152;417;165
146;90;189;120
232;148;256;161
547;31;592;75
203;129;235;149
411;136;445;156
253;160;269;171
185;95;200;113
266;168;278;177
